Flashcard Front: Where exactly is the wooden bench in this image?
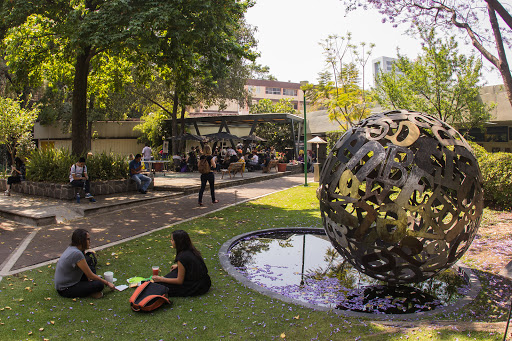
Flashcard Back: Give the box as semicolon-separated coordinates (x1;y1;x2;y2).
263;159;279;173
221;162;244;179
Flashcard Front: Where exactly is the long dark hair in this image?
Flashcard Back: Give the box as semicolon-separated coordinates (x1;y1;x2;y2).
71;228;89;251
172;230;202;260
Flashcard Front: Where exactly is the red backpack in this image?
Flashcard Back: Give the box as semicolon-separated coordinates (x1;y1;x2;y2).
129;282;171;312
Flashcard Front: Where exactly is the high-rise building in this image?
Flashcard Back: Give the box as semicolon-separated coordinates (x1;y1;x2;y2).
372;56;402;85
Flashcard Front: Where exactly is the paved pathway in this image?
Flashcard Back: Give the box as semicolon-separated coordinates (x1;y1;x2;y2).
0;174;306;278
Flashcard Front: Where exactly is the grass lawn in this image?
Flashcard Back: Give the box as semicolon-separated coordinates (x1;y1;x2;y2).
0;185;510;340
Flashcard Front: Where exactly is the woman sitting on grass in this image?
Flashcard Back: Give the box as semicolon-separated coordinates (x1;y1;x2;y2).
54;229;115;298
152;230;211;296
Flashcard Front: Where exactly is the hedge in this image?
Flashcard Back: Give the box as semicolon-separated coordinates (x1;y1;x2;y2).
26;148;129;183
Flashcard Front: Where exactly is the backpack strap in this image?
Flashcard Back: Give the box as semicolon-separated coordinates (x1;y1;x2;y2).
136;294;170;311
129;281;150;305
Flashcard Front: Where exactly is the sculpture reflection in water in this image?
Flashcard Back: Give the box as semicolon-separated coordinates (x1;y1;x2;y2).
317;110;484;284
228;230;468;311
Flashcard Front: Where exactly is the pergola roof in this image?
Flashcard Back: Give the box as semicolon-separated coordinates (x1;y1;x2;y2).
182;113;304;126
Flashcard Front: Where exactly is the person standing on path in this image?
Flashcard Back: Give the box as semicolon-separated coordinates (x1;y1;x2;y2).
198;145;219;206
142;143;152;171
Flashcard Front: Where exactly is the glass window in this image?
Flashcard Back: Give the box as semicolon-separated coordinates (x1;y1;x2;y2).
265;87;281;95
460;128;485;142
283;88;298;96
486;126;508;142
248;86;260;94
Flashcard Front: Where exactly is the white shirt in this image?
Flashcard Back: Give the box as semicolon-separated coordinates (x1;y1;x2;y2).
142;146;152;160
69;164;87;182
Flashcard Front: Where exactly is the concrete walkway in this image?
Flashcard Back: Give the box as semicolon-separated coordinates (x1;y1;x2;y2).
0;173;307;278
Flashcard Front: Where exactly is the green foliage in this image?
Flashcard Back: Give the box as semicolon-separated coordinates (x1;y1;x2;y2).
85;152;130;181
0;97;39;164
325;130;345;154
26;149;128;183
250;99;297;151
474;148;512;208
467;141;512;208
25;148;75;182
133;111;169;147
304;33;374;132
374;29;493;130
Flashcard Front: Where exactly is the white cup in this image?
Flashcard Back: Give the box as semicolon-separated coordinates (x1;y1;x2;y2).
104;271;114;283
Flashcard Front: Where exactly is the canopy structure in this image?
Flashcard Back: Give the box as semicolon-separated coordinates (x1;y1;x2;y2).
241;134;267;142
164;113;304;156
168;133;209;142
205;132;241;141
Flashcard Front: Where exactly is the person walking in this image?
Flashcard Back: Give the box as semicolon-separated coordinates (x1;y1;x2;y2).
197;145;218;206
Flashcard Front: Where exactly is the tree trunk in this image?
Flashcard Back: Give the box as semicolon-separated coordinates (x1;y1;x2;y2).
179;105;186;153
171;92;179;155
71;47;92;156
488;4;512;108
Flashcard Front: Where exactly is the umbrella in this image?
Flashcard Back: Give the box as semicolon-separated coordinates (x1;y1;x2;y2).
241;134;267;142
204;132;241;141
307;136;327;162
168;133;209;142
307;136;327;144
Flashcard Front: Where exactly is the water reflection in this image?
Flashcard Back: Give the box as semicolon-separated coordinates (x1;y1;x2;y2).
228;230;469;313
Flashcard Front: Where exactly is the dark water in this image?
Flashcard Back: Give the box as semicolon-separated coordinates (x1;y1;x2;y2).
228;230;469;314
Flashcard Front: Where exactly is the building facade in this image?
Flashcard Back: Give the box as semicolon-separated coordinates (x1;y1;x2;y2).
188;79;307;116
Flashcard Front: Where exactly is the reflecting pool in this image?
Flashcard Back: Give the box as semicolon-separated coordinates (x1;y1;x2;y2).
228;229;470;314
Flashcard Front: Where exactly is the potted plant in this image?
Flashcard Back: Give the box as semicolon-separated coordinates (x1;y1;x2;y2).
152;148;165;172
277;153;288;172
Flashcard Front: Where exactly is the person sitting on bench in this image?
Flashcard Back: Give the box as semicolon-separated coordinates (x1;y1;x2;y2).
129;154;152;194
70;157;95;201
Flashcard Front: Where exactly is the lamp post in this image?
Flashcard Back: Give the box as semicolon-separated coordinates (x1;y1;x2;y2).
303;90;308;187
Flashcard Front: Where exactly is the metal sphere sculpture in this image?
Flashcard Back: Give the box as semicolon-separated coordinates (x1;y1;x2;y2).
317;110;483;284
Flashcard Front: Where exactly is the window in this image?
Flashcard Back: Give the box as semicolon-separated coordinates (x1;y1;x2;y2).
459;128;485;142
486;126;508;142
283;88;298;96
266;87;281;95
248;86;260;94
293;102;298;110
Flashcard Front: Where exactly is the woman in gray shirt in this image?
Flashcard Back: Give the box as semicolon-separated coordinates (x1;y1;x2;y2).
54;229;115;298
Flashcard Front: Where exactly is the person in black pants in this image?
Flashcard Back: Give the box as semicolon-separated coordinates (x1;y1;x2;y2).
4;157;25;196
198;145;219;206
54;229;115;298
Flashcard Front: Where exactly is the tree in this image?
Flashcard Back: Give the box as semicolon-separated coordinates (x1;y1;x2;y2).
343;0;512;108
374;30;493;129
303;33;375;132
0;0;255;156
250;99;297;151
0;97;38;164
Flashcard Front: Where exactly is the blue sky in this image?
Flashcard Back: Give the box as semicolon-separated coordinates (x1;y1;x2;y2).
245;0;505;87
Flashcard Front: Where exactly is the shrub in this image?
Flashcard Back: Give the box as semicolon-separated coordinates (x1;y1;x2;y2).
467;141;512;208
86;152;129;181
26;149;129;183
26;148;75;182
478;152;512;208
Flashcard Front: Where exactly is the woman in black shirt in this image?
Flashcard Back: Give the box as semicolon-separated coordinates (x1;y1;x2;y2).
152;230;211;296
